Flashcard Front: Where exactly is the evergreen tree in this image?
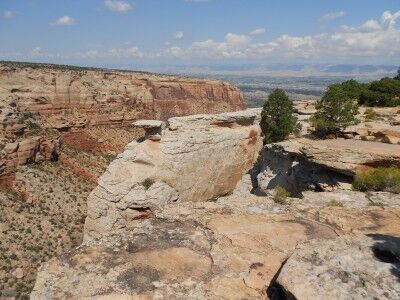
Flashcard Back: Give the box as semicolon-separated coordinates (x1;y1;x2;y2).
311;84;359;137
260;89;300;144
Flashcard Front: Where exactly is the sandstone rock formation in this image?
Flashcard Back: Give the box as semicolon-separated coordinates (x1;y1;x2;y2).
84;109;262;241
269;138;400;176
255;143;352;196
0;62;245;130
29;107;400;299
31;186;400;299
0;136;60;175
277;234;400;300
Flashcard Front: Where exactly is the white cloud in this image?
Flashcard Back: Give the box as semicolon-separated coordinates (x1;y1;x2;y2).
108;46;144;58
186;10;400;60
321;11;345;21
79;50;100;59
55;16;76;25
3;10;14;19
104;0;133;13
174;31;185;40
31;47;42;56
250;28;266;36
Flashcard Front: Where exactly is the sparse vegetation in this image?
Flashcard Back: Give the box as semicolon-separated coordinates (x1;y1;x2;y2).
260;89;301;144
364;108;377;121
142;178;155;190
311;84;359;137
353;167;400;193
273;186;291;205
328;199;344;207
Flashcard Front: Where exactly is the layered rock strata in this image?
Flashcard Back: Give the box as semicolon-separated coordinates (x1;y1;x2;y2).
0;62;246;130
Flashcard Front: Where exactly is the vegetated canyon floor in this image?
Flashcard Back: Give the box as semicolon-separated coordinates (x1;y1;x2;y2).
0;126;144;298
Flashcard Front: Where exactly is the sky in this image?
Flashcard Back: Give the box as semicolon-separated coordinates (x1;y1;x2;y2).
0;0;400;67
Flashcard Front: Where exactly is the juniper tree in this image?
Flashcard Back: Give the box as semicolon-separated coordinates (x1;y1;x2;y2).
260;89;300;144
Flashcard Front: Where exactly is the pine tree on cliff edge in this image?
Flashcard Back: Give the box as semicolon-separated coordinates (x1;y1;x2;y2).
260;89;300;144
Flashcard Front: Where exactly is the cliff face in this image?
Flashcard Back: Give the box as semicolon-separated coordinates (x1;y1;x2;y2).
0;63;245;129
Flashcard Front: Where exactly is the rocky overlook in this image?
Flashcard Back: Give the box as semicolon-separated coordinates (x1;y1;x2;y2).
31;109;400;300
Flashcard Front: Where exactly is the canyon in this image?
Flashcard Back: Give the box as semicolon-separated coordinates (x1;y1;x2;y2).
0;62;399;299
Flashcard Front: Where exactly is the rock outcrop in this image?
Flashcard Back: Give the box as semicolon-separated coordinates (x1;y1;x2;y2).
29;107;400;299
84;109;262;241
255;143;352;196
0;62;245;130
269;138;400;176
277;234;400;300
31;188;400;299
0;136;60;175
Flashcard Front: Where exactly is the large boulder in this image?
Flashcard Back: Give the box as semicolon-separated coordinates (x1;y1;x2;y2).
84;109;263;241
277;234;400;300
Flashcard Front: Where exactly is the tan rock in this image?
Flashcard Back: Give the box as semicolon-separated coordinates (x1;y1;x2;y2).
273;138;400;176
84;109;262;241
361;135;376;141
277;235;400;300
2;142;19;154
0;136;60;176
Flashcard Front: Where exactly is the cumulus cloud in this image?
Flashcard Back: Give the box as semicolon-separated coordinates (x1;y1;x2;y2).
250;28;266;36
104;0;133;13
24;10;400;63
185;10;400;60
78;50;100;59
174;31;184;40
321;11;345;21
3;10;14;19
108;46;144;58
54;16;76;25
31;47;42;56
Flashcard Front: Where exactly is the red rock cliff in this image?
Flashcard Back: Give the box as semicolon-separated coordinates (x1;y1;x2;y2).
0;62;246;128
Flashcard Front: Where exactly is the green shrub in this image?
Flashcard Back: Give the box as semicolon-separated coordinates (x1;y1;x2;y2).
142;178;155;190
311;84;359;137
328;199;344;207
260;89;300;144
364;108;377;121
273;186;291;205
353;167;400;193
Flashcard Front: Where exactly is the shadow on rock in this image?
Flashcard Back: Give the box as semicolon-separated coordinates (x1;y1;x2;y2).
368;234;400;281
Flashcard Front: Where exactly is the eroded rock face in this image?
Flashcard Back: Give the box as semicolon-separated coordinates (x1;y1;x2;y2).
272;138;400;176
256;144;352;196
0;63;245;129
0;136;60;175
84;109;263;241
277;234;400;300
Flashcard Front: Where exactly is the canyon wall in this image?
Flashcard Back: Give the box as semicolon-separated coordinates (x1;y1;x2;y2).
0;62;245;130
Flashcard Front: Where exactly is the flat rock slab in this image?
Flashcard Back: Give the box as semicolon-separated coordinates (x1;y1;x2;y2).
275;138;400;175
277;234;400;300
133;120;165;129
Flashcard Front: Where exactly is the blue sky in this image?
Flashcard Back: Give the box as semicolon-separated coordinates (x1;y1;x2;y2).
1;0;399;66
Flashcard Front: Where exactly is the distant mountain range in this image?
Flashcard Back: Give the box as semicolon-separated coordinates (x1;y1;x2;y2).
107;63;398;78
